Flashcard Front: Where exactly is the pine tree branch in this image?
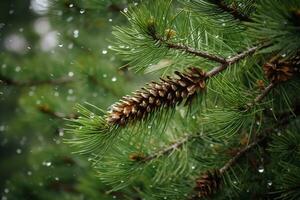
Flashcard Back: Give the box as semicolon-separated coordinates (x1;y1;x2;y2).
0;75;74;86
254;82;276;103
142;134;195;162
165;42;227;64
219;136;265;174
38;105;78;119
214;0;252;22
206;45;261;77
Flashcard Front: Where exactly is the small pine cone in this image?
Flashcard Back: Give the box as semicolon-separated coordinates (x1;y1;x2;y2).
106;67;206;126
194;170;222;198
263;58;294;83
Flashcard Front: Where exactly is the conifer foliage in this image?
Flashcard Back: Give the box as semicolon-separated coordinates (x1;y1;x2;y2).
67;0;300;199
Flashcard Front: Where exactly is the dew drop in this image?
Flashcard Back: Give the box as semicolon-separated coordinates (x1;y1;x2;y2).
267;180;272;186
258;165;264;173
16;148;22;154
79;9;85;14
69;3;74;8
15;66;21;72
102;49;107;54
68;71;74;77
108;18;112;22
73;30;79;38
123;8;128;13
111;77;117;82
27;171;32;176
58;44;63;47
68;89;74;94
4;188;9;194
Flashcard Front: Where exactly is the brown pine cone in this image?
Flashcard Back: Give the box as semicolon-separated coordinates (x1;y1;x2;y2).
263;55;299;83
194;170;222;198
106;67;206;126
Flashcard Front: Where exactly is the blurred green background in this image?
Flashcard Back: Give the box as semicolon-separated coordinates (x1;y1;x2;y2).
0;0;144;199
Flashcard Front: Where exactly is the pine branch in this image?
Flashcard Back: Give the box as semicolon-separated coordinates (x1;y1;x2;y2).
38;105;78;119
214;0;252;22
253;82;276;103
0;75;74;86
142;134;194;162
165;42;227;64
206;45;261;77
150;30;227;64
219;136;265;174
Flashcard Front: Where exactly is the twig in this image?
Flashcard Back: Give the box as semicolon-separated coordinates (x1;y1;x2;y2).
254;82;276;103
0;75;74;87
206;45;261;77
219;136;266;174
165;42;227;64
142;135;195;162
38;105;78;119
215;1;252;22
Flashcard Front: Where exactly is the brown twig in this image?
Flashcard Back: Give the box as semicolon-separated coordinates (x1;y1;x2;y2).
206;45;261;77
142;134;195;162
165;42;227;64
215;1;253;22
38;105;78;119
0;75;74;87
219;136;266;174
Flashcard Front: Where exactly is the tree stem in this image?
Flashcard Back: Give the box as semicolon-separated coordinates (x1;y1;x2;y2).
142;134;194;162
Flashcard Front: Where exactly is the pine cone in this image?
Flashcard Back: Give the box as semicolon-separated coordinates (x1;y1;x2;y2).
106;67;206;126
263;56;299;83
194;170;222;198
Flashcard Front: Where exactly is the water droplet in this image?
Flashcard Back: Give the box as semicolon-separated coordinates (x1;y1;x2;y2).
267;180;272;186
102;49;107;54
281;54;286;57
108;18;112;22
258;165;264;173
68;71;74;77
134;2;138;6
4;188;9;194
0;125;5;132
79;9;85;14
59;129;64;137
112;196;116;199
16;148;22;154
147;125;152;129
103;74;107;78
15;66;21;72
222;23;226;26
43;161;52;167
191;166;196;170
58;44;63;47
68;89;74;94
55;177;59;181
120;180;124;183
69;3;74;8
90;113;95;119
68;43;73;49
73;30;79;38
123;8;128;13
111;77;117;82
27;171;32;176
